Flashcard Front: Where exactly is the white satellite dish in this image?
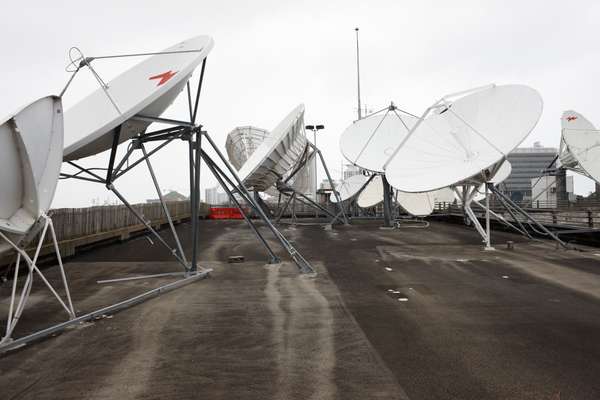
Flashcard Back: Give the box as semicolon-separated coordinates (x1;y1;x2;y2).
329;174;368;203
0;96;63;239
385;85;542;192
396;187;454;217
357;175;384;208
396;188;454;217
238;104;307;191
225;126;270;170
559;110;600;183
0;96;76;348
339;105;418;172
469;159;513;201
63;35;214;161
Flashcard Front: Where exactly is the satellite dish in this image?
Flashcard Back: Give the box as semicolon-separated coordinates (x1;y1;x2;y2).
329;174;368;203
226;126;270;170
238;104;307;191
340;105;417;172
63;35;214;161
396;187;454;217
357;175;383;208
488;159;512;184
471;160;512;201
0;96;63;252
226;124;314;197
559;110;600;183
385;85;542;192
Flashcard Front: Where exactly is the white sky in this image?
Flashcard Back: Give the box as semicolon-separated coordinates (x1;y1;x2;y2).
1;0;599;208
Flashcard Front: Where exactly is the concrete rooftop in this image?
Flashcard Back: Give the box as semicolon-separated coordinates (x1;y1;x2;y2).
1;220;600;399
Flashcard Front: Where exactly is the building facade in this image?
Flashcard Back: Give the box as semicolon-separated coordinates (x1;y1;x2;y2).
343;164;362;180
205;186;229;205
504;142;558;202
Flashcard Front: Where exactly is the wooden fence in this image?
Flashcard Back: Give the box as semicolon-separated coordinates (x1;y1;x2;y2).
1;201;209;266
438;203;600;229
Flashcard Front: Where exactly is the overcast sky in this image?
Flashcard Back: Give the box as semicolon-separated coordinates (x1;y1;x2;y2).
1;0;599;208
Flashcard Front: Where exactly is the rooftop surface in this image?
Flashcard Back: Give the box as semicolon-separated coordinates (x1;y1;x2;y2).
1;220;600;399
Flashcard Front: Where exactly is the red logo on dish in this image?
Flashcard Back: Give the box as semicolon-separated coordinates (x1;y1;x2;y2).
566;116;578;122
149;70;177;86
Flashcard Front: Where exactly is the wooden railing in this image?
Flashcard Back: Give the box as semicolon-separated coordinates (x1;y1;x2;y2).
436;202;600;229
1;201;209;266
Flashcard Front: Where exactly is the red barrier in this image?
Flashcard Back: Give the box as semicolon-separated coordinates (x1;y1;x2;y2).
208;207;244;220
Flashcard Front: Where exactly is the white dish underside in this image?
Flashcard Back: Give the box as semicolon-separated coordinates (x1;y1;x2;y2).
238;104;307;192
63;35;214;161
385;84;542;192
330;174;368;203
560;110;600;184
469;160;512;201
0;96;63;257
397;187;455;217
357;175;384;208
340;108;417;173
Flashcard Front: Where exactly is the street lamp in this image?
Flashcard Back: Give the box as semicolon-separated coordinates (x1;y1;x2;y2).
305;124;325;213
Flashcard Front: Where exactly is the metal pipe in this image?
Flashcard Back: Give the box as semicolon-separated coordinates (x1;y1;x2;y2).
108;184;188;269
490;186;568;248
355;27;362;120
202;153;280;263
311;143;349;224
382;175;393;227
106;127;122;185
141;144;188;267
191;131;202;272
192;58;207;124
201;131;315;273
0;270;211;354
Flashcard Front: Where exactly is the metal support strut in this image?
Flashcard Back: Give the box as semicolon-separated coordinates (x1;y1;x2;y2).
382;175;394;227
0;214;76;347
276;143;348;226
200;150;281;264
200;130;315;274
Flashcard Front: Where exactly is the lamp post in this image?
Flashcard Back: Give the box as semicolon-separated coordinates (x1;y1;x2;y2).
355;27;362;120
305;124;324;215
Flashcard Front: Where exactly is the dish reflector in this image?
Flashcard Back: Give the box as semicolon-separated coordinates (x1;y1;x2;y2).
238;104;307;191
357;175;383;208
396;188;454;217
385;85;542;192
0;96;63;237
63;35;214;161
225;126;269;171
340;106;417;172
468;160;512;201
560;110;600;183
330;174;368;203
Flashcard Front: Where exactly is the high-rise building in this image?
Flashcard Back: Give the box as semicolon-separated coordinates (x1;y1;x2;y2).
205;186;229;205
504;142;558;201
343;164;362;180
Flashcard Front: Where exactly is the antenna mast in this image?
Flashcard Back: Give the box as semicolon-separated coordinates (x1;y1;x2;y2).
355;27;362;120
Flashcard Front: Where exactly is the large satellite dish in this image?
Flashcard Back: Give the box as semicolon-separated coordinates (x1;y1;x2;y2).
357;175;383;208
396;188;454;217
339;105;417;172
63;35;214;161
0;96;63;257
225;126;269;170
468;159;513;201
559;110;600;183
238;104;307;191
329;174;368;203
0;96;63;236
385;85;543;192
